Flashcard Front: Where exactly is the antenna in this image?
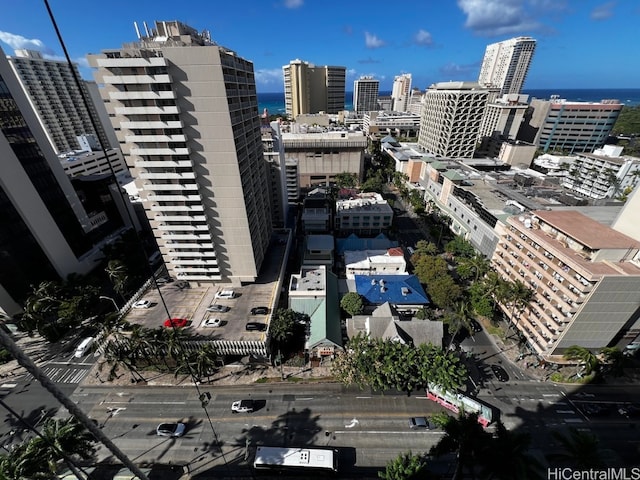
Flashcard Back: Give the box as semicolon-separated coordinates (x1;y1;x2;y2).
143;21;150;37
133;21;141;39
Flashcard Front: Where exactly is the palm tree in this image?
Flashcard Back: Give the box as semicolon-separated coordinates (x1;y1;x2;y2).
379;451;429;480
104;259;130;300
480;421;544;479
175;344;220;383
563;345;599;378
423;345;468;393
27;417;97;478
443;300;473;348
0;329;149;480
0;443;33;480
599;346;627;378
430;412;491;480
456;254;490;282
547;428;606;468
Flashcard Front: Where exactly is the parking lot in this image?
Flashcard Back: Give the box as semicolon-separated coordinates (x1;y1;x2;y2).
123;233;289;343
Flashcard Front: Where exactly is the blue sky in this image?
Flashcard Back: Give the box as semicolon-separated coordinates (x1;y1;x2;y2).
1;0;638;93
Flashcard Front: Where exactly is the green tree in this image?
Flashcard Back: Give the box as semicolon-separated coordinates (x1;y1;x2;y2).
456;254;490;282
480;421;544;480
378;451;429;480
105;259;130;300
430;413;492;480
445;236;476;258
26;417;97;478
443;300;474;347
175;344;219;383
599;346;627;377
415;239;439;256
334;171;358;188
340;292;364;317
563;345;599;378
547;428;606;469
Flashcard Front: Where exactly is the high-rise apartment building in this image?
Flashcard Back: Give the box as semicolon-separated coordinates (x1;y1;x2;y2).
492;210;640;360
5;49;113;154
89;20;272;284
0;52;107;315
521;97;623;154
478;36;536;96
353;76;379;113
478;93;529;157
391;73;412;112
283;59;346;118
418;82;489;159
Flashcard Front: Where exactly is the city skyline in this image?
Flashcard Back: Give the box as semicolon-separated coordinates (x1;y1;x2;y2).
1;1;638;94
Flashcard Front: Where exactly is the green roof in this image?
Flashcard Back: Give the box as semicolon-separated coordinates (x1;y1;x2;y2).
442;170;465;181
289;271;342;349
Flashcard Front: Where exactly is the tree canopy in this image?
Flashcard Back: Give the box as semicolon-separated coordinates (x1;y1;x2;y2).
340;292;364;317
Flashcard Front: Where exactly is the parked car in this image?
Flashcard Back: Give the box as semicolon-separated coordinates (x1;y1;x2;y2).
245;322;266;331
132;299;151;309
156;422;186;437
250;306;269;315
469;319;482;333
201;318;222;328
164;318;188;328
408;417;434;430
207;304;230;313
215;290;235;299
491;364;509;382
231;399;254;413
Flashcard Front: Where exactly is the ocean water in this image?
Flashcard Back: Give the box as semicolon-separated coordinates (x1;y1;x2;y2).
258;88;640;115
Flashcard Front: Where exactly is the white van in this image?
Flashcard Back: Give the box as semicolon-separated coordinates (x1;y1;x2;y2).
75;337;94;358
215;290;235;299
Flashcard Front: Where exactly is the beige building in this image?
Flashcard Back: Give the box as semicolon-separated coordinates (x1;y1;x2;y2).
418;82;489;159
478;93;529;157
391;73;412;113
5;49;112;154
492;210;640;361
281;131;366;192
478;36;536;96
88;20;272;285
283;59;346;118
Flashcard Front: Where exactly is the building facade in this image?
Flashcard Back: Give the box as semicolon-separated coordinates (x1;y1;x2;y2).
58;148;129;181
283;59;346;118
418;82;489;159
0;53;106;315
492;210;640;361
478;36;536;96
353;76;379;113
478;93;529;157
5;48;112;154
281;131;367;193
261;118;289;228
89;20;272;285
391;73;412;113
363;111;421;138
523;97;623;154
335;192;393;235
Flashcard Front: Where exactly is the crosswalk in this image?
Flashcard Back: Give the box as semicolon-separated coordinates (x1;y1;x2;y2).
21;363;92;384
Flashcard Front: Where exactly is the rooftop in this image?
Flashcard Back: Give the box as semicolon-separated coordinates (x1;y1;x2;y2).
532;210;640;250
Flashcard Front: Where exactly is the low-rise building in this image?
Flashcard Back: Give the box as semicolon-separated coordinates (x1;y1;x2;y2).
354;274;430;314
343;248;406;279
364;111;421;138
335;192;393;235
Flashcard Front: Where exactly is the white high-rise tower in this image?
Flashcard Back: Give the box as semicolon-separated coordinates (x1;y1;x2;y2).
478;36;536;96
391;73;412;112
89;21;272;284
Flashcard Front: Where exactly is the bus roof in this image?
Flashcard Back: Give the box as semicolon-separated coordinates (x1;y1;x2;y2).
254;446;336;469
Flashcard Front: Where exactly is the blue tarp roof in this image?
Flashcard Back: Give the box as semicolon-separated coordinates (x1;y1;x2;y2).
355;275;430;305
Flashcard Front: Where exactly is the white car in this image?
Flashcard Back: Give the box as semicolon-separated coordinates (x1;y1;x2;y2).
207;304;230;313
156;422;186;437
231;399;254;413
215;290;235;299
133;299;151;309
201;318;222;328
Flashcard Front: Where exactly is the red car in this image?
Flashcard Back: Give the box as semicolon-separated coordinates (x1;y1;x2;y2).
163;318;188;328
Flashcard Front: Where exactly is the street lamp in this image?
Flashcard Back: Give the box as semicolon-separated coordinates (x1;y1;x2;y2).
99;296;118;312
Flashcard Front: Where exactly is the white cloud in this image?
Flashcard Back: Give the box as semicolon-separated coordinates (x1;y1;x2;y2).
414;29;433;46
0;31;55;55
364;32;385;48
591;1;615;20
283;0;303;8
456;0;541;36
255;68;284;87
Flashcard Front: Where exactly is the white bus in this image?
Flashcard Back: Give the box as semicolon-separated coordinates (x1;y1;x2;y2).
253;446;339;474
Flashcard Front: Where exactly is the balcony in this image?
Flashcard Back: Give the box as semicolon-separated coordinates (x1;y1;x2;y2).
131;147;189;156
102;74;171;85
